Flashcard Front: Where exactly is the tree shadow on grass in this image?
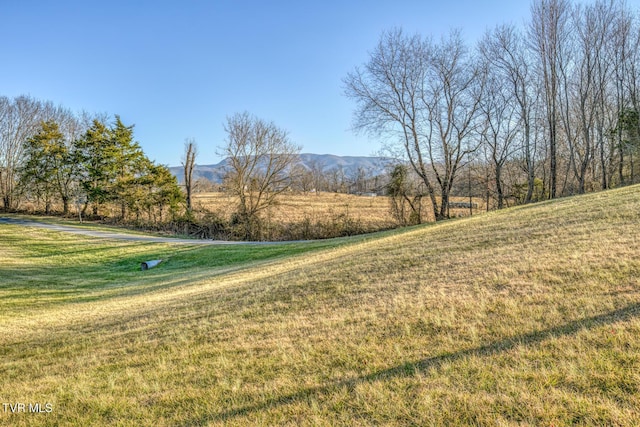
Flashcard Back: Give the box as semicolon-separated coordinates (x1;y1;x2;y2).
203;302;640;424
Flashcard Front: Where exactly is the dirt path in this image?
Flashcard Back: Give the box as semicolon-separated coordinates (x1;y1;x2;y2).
0;217;271;245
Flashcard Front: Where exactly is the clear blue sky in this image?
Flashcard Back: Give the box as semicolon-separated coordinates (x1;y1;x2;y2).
1;0;531;166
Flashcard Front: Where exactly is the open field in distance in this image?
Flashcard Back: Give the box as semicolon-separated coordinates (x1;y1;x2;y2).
193;191;488;231
1;185;639;425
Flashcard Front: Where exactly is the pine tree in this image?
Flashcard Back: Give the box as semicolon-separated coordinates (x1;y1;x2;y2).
110;116;146;220
75;119;116;216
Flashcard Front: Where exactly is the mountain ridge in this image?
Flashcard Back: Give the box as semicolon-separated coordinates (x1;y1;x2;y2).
169;153;395;184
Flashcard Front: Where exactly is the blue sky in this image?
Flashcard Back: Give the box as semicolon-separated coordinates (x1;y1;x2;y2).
2;0;531;166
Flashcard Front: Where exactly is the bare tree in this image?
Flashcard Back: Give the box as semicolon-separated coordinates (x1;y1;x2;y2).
0;96;12;209
290;163;315;193
307;158;327;193
427;31;485;218
610;3;640;186
352;165;373;194
221;112;301;240
344;29;483;220
0;95;48;210
529;0;571;198
477;40;521;208
480;24;539;203
182;138;198;213
563;1;617;193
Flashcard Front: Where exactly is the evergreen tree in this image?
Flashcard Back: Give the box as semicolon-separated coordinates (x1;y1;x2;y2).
145;162;184;222
110;116;147;219
20;121;75;214
75;119;116;216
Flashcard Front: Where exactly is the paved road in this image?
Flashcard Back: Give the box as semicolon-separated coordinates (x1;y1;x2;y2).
0;217;267;245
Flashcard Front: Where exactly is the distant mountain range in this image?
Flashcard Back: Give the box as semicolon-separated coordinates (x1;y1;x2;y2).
169;153;396;184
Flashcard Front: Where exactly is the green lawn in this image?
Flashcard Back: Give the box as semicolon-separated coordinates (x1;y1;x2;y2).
1;186;640;426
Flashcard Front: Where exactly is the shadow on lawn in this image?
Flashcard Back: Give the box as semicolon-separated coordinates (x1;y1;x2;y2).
204;302;640;423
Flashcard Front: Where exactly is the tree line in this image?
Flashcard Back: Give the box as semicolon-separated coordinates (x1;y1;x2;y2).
345;0;640;221
0;96;366;240
0;95;182;222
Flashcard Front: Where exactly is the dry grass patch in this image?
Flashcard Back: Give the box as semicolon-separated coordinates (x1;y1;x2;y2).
1;186;640;425
194;191;486;234
195;191;394;227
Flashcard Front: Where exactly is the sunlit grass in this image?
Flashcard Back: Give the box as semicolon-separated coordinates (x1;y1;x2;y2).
1;185;640;425
194;191;486;231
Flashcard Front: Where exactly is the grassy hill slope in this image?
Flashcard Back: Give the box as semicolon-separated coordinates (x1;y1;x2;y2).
1;185;640;426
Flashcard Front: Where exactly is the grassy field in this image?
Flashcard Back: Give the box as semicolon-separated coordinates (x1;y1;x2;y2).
1;185;639;425
195;191;395;225
193;191;487;232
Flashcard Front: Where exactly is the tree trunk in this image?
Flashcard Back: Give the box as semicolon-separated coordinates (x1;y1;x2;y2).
439;191;449;220
600;129;607;190
495;163;504;209
525;122;535;203
62;196;69;215
550;121;557;198
619;144;625;185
